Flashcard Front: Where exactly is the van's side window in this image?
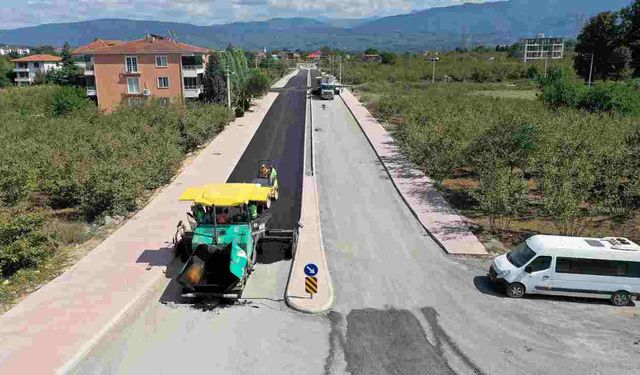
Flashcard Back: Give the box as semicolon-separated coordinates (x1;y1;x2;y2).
556;257;640;278
529;256;552;272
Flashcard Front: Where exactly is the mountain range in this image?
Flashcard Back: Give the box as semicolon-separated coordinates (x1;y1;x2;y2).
0;0;632;51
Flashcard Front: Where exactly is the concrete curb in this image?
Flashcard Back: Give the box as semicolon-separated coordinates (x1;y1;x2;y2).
284;69;334;314
339;89;487;256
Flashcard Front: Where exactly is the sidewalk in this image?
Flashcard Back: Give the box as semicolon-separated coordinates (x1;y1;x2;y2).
340;89;487;256
0;70;299;374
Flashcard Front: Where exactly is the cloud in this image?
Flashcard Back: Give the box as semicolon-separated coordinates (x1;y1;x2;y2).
1;0;498;29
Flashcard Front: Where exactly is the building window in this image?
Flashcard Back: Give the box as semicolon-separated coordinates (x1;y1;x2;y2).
157;77;169;89
127;77;140;94
125;56;138;73
33;62;40;68
127;97;145;106
183;77;197;89
155;56;168;67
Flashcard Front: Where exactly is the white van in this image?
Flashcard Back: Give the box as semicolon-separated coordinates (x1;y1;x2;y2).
489;235;640;306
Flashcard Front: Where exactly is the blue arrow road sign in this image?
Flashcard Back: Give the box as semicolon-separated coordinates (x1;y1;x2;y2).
304;263;318;277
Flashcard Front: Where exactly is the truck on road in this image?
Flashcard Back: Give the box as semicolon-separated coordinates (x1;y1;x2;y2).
316;74;341;100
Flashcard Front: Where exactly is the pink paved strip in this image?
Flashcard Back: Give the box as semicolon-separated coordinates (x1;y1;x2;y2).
340;89;487;256
0;73;296;374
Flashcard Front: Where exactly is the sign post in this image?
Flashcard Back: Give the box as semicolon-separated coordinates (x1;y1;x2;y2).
304;263;319;299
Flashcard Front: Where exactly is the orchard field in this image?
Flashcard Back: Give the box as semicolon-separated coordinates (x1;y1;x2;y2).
0;86;232;309
325;53;640;252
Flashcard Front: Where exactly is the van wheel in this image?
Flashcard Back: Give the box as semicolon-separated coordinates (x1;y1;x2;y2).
506;283;525;299
611;291;631;306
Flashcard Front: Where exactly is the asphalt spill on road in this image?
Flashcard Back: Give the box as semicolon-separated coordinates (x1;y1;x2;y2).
323;307;486;375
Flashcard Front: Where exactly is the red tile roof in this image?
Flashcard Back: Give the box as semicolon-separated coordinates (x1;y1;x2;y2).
11;54;62;62
76;34;210;55
72;39;124;55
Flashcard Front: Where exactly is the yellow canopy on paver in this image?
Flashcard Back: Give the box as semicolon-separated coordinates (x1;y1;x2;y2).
179;183;271;207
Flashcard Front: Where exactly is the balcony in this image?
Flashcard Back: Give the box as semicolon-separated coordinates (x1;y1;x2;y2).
184;85;203;98
86;86;97;96
15;76;32;82
84;64;95;76
122;67;141;75
13;67;29;73
182;64;204;77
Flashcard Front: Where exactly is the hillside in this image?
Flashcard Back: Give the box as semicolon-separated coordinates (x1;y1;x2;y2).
0;0;632;51
354;0;632;37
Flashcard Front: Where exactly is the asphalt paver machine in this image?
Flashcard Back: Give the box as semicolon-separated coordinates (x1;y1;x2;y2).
173;183;296;300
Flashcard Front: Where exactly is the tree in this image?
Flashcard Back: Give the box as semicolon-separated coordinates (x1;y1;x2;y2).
246;69;270;97
538;141;597;236
0;56;13;88
574;11;624;81
473;164;529;232
380;51;397;65
620;0;640;76
32;45;55;55
202;53;227;105
538;66;586;108
364;47;379;55
611;46;633;79
61;42;74;68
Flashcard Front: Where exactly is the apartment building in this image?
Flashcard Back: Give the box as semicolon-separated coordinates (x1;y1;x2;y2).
72;34;210;111
11;54;62;85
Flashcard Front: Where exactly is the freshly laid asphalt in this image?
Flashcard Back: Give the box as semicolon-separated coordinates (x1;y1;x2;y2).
225;71;307;230
72;70;640;374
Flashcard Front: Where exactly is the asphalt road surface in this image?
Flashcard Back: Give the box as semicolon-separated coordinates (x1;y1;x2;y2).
72;71;640;375
312;90;640;375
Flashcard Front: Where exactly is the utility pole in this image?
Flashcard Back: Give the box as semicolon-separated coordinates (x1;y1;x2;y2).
588;53;594;87
339;57;342;83
430;54;439;84
432;58;436;84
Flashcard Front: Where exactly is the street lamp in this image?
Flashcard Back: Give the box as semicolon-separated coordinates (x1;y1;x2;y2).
226;69;235;108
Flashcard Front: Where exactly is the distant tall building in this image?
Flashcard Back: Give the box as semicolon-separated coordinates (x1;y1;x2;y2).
520;34;564;62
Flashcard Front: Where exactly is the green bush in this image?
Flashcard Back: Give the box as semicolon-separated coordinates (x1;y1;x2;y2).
51;86;91;116
0;212;57;277
580;81;640;116
538;66;586;108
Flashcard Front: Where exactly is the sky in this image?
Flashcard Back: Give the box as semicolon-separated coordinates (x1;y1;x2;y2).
0;0;495;29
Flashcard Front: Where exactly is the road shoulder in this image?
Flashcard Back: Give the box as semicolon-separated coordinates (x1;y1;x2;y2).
340;89;487;256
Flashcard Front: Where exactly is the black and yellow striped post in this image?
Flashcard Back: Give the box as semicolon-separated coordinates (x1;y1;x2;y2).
305;276;318;298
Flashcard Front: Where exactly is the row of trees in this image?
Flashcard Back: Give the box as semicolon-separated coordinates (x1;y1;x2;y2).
574;0;640;80
202;45;275;116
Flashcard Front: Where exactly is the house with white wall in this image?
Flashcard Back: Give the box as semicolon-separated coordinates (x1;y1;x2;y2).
11;54;62;85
